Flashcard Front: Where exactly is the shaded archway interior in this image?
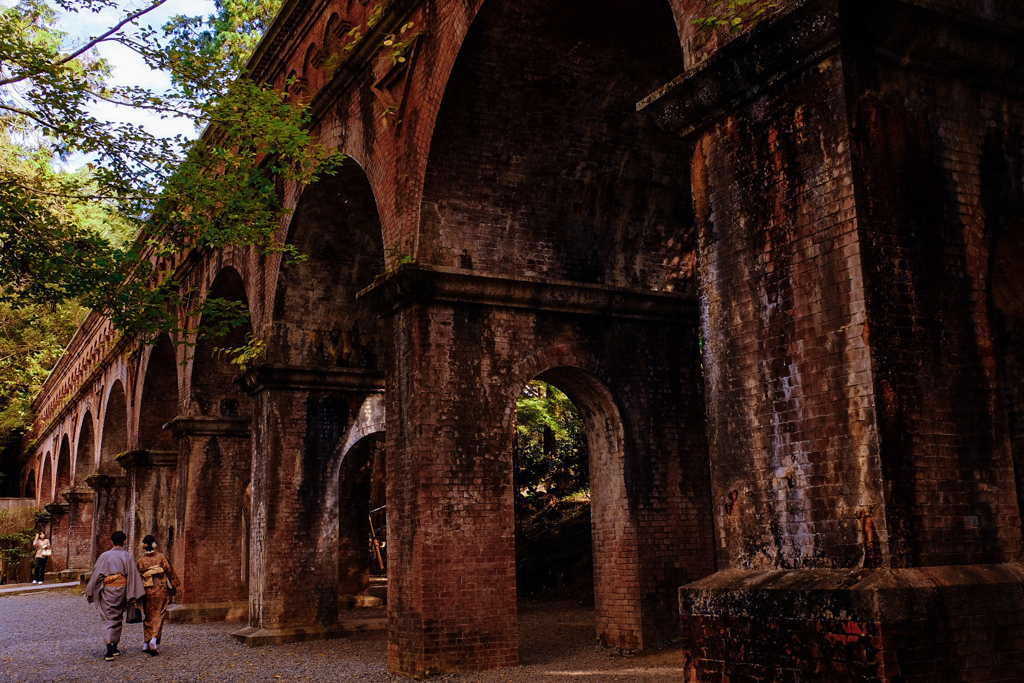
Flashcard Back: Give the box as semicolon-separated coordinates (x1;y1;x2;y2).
100;382;128;471
419;0;694;291
40;455;52;503
338;432;386;599
992;213;1024;526
56;437;71;496
139;335;179;452
271;162;385;369
74;412;94;486
192;269;253;418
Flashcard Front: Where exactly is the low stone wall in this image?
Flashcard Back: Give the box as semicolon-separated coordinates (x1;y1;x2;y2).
0;499;37;512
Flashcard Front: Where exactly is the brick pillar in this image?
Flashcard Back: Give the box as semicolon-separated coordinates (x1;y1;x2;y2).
167;416;251;622
44;502;69;574
383;299;519;676
63;489;94;571
232;365;384;645
85;473;126;563
116;450;177;556
643;0;1024;679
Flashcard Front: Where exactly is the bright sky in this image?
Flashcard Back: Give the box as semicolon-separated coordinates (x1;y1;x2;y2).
65;0;218;141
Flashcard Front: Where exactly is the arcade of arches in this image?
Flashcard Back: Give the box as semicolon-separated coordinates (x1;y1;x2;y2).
16;1;1024;680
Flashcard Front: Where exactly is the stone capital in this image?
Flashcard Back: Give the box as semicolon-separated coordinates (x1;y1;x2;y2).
44;502;69;517
61;488;94;504
164;415;251;438
358;263;697;322
235;365;385;396
85;472;126;490
639;0;1023;139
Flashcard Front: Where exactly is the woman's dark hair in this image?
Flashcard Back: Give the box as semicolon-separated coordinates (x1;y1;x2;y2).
142;534;158;551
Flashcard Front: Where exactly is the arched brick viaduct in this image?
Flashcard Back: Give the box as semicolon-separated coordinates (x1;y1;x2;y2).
18;0;1024;679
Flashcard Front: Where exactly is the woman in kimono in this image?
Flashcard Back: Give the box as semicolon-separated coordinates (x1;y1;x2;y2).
136;534;180;655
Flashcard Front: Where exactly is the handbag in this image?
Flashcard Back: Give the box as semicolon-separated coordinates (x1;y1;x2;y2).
125;601;143;624
41;548;52;557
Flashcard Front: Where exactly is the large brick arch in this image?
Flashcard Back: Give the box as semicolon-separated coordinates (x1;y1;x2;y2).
416;0;694;290
73;410;95;485
55;435;71;497
137;334;180;452
268;159;386;368
40;453;52;503
99;380;128;472
23;469;35;498
189;266;254;418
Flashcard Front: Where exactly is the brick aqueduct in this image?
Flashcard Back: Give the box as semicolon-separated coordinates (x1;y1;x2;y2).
15;0;1024;679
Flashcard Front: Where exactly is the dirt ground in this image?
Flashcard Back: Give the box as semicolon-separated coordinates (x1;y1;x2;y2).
0;589;690;682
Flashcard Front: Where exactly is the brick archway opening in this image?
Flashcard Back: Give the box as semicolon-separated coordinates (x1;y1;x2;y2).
513;380;593;603
73;412;94;487
338;431;387;602
513;365;640;650
68;412;95;569
419;0;693;291
129;333;180;558
24;469;35;499
177;267;254;607
140;334;179;452
40;453;52;503
94;381;128;561
100;382;127;472
55;436;70;500
270;161;385;369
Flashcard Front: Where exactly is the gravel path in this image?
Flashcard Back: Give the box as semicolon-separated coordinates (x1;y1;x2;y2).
0;590;687;682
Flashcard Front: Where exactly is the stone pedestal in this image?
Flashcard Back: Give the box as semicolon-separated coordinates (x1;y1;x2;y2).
62;488;94;571
167;416;251;621
86;472;126;562
232;364;384;645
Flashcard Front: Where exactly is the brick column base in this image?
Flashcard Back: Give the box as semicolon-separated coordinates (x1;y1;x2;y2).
679;565;1024;681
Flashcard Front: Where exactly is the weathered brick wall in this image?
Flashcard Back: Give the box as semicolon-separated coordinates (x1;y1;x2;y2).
847;47;1024;567
419;0;693;291
694;54;882;570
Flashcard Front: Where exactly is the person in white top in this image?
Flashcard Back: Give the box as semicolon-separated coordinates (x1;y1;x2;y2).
31;531;51;584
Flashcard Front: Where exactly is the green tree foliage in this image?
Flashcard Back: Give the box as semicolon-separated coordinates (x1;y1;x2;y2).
514;381;593;598
0;0;340;333
0;0;336;468
692;0;777;33
515;381;589;499
0;508;41;584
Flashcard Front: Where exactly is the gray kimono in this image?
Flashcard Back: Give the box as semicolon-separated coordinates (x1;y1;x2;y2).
84;546;146;643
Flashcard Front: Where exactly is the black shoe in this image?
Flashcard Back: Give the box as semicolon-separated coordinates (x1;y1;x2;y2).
146;648;159;656
104;643;116;661
112;643;121;657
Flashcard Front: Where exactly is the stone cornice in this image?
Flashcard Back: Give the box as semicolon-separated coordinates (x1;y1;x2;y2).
44;502;69;516
164;416;252;439
236;365;385;395
116;450;178;470
85;473;127;489
357;264;698;323
639;0;1024;138
61;488;94;504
